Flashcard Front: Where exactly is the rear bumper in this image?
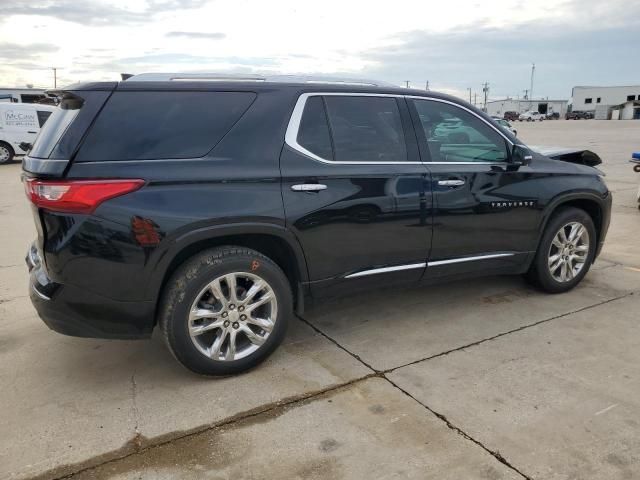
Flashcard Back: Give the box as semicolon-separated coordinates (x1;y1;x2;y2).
27;244;154;339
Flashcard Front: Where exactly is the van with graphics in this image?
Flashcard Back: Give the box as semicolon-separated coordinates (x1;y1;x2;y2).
0;103;56;164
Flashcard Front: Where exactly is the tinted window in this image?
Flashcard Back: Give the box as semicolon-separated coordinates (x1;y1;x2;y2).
323;96;406;162
77;91;256;161
585;98;593;104
37;110;52;127
412;100;508;163
297;96;333;160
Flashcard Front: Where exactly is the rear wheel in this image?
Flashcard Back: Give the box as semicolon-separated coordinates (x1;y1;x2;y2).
0;142;14;164
159;246;292;376
525;207;596;293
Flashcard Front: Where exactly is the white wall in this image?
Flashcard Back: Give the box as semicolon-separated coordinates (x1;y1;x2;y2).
486;99;568;117
571;86;640;111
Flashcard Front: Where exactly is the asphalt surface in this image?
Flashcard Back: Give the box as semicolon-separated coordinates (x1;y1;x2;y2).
0;120;639;480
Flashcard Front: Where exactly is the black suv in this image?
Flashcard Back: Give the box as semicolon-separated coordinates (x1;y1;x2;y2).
566;110;594;120
23;75;611;375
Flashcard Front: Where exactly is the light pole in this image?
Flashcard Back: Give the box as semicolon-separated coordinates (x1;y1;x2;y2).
482;82;489;111
51;67;58;88
530;63;535;101
467;87;472;103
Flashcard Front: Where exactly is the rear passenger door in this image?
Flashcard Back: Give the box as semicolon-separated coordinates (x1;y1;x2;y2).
280;93;432;296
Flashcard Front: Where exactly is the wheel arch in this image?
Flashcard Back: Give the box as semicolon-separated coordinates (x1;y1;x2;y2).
537;193;607;257
149;224;310;322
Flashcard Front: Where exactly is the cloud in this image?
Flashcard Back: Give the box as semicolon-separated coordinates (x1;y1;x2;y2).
0;42;59;61
165;31;225;40
358;14;640;99
1;0;211;26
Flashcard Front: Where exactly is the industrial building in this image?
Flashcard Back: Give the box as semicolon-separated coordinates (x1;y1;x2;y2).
572;85;640;120
0;87;47;103
485;98;568;118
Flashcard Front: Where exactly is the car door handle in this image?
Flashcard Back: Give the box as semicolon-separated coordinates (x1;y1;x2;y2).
291;184;327;192
437;179;465;187
27;131;37;134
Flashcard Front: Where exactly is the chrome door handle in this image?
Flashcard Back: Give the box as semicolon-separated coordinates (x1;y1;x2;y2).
438;179;465;187
291;184;327;192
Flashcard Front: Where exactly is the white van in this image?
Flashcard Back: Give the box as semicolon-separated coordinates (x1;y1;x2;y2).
0;103;57;164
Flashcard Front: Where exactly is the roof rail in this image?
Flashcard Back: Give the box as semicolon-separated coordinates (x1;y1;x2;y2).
125;72;395;87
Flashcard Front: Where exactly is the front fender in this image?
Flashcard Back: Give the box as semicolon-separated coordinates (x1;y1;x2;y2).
535;189;611;258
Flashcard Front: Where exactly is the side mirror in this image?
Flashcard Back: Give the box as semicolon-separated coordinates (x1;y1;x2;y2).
511;144;532;167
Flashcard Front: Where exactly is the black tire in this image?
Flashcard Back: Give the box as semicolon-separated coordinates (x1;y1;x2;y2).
159;246;292;376
525;207;597;293
0;142;14;164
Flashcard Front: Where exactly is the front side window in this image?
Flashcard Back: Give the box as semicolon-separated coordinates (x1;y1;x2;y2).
323;96;407;163
412;100;509;163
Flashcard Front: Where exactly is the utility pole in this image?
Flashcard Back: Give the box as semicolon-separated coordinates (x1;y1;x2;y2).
404;80;410;88
51;67;58;88
474;93;477;107
530;63;535;101
425;80;429;91
467;87;472;103
523;89;529;100
482;82;489;111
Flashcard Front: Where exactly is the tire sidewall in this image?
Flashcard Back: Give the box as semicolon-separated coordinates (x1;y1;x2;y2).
534;208;597;293
163;251;291;376
0;143;13;164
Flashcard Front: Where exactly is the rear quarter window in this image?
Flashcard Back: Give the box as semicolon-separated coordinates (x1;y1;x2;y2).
76;91;256;161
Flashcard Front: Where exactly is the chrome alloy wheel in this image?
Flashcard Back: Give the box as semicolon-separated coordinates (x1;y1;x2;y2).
547;221;590;282
0;145;10;162
188;272;278;361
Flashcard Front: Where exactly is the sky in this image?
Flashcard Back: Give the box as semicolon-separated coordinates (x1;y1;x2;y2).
0;0;638;102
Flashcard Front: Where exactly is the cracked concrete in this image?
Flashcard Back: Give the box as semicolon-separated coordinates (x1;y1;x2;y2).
1;120;639;480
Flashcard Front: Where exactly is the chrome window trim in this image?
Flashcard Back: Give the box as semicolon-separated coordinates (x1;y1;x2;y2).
344;262;426;279
284;92;514;166
427;252;515;267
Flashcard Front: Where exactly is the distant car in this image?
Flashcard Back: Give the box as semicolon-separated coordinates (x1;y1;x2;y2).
492;117;517;136
518;111;545;122
546;112;560;120
0;103;56;164
566;111;593;120
503;111;519;121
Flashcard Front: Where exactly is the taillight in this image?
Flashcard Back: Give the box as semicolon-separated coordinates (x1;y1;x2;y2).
24;179;145;214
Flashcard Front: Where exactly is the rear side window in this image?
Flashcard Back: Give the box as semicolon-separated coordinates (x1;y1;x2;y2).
77;91;256;161
324;96;406;163
37;110;52;127
297;96;333;160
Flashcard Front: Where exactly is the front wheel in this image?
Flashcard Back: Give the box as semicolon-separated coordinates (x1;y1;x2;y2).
159;246;292;376
525;207;596;293
0;142;14;164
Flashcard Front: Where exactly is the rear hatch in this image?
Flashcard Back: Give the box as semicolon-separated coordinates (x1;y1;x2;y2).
23;82;116;177
22;83;116;280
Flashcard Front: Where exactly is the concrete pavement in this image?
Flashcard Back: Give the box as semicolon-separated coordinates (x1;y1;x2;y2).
0;120;639;479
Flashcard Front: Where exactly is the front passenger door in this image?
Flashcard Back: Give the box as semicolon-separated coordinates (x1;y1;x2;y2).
409;98;543;277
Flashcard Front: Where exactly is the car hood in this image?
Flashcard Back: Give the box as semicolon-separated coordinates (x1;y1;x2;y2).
528;145;602;166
